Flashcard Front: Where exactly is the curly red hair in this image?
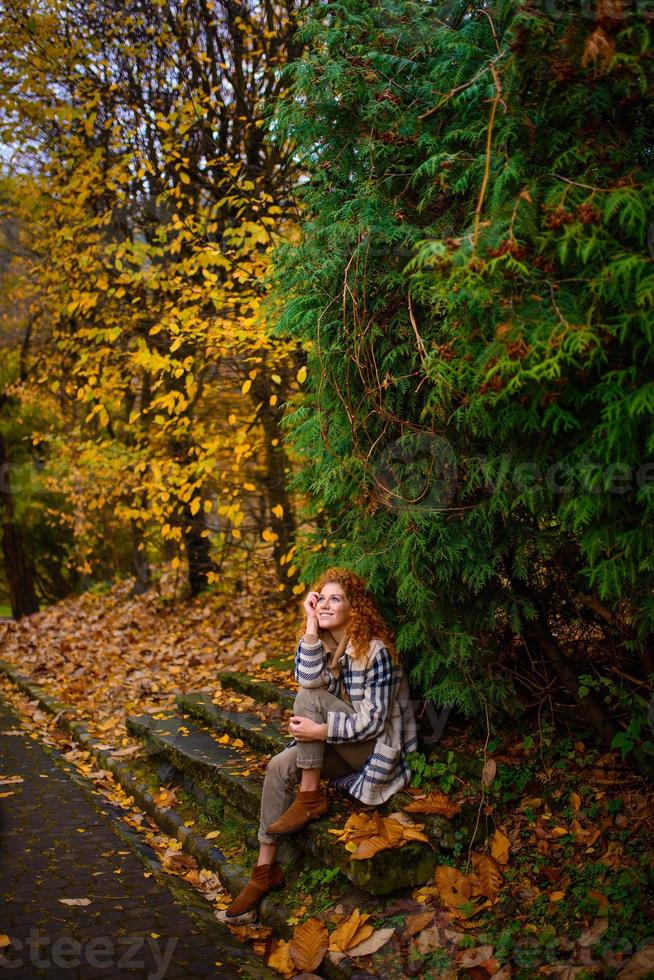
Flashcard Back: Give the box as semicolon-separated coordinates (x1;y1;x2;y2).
295;566;400;666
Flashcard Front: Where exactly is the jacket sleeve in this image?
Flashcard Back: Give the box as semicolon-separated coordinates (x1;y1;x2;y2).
326;646;393;743
294;637;340;694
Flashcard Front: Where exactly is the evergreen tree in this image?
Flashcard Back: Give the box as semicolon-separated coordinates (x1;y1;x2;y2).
270;0;654;760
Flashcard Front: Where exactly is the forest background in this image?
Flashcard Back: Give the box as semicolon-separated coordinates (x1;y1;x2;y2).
0;0;653;772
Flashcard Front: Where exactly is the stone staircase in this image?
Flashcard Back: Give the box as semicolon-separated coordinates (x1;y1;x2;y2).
126;671;468;897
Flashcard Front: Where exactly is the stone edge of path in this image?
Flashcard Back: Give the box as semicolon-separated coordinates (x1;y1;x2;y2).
0;659;356;980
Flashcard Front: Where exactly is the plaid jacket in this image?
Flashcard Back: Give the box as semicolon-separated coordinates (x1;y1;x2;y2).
294;635;418;806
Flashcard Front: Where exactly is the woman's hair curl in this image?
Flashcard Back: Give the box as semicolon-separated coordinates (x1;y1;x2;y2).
296;566;399;666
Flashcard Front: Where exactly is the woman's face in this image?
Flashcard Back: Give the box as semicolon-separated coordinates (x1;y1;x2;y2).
316;582;352;632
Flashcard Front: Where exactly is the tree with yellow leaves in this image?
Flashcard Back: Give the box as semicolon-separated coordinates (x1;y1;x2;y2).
0;0;310;607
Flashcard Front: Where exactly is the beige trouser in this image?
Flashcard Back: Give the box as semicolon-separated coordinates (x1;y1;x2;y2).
258;686;377;845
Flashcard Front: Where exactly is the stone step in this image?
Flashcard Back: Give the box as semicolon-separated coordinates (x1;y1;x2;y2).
126;710;452;896
217;671;295;712
127;711;264;817
175;692;288;756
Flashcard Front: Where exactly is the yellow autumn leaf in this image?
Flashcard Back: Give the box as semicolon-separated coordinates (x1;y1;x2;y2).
404;790;461;818
267;940;295;978
402;826;430;843
329;910;371;952
271;504;284;519
435;865;472;909
297;365;307;383
241;379;252;394
490;829;511;864
288;918;328;973
471;852;504;898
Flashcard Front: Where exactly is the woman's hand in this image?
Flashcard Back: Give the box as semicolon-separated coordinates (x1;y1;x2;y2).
302;591;321;635
289;715;327;742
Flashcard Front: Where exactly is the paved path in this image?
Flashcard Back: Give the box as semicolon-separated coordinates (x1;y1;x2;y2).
0;695;275;979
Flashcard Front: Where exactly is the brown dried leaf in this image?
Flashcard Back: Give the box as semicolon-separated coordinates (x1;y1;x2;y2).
353;834;398;860
380;898;423;917
402;825;429;843
348;923;375;949
329;910;371;952
379;815;406;845
435;866;472;909
571;818;601;848
414;924;443;955
616;942;654;979
404;911;435;937
471;853;503;898
226;923;272;941
458;944;495;969
582;27;615;68
288;917;328;973
481;758;496;787
577;917;608;949
267;939;295;978
490;829;510;865
346;927;395;958
404;791;461;818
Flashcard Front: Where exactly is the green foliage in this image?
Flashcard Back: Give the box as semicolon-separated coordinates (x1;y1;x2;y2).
302;865;342;889
489;761;537;804
579;671;654;762
406;748;459;793
269;0;654;748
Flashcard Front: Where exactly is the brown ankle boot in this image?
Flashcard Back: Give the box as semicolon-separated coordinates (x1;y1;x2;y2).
225;861;285;918
267;789;329;835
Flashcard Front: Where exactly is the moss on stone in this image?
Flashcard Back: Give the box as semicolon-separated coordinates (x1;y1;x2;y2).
218;671;295;712
176;693;287;755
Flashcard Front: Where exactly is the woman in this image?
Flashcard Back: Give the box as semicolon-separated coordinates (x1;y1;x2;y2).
225;567;417;918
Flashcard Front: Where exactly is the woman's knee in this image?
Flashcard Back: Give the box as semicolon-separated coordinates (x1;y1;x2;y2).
294;687;314;712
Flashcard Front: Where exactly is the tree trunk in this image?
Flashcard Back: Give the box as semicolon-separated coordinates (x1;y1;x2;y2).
636;639;654;679
0;431;39;618
182;501;216;597
130;519;151;595
511;572;620;746
250;370;297;594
